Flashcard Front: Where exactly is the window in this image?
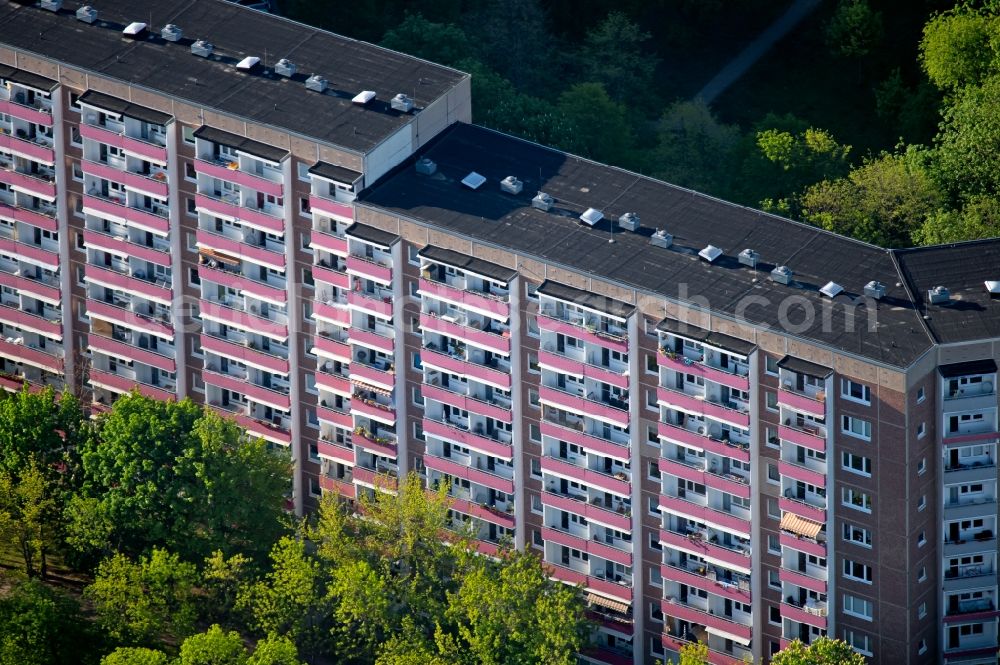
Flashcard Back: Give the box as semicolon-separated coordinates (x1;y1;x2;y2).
765;355;779;376
74;231;85;250
842;523;872;547
648;531;662;551
72;162;83;181
646;354;657;375
843;559;873;584
917;457;926;475
411;386;423;407
917;602;926;619
407;245;420;265
527;316;539;337
530;458;541;478
769;605;781;625
69;92;81;111
650;566;663;587
186;197;197;216
182;126;196;144
766;391;778;411
649;602;664;624
843;629;872;657
528;388;539;409
769;570;781;589
766;425;779;449
842;452;872;476
842;487;872;512
843;594;873;620
530;494;542;514
916;387;925;404
842;415;872;440
76;265;86;286
917;640;927;656
529;424;541;442
412;352;422;370
768;534;780;554
309;477;321;497
841;379;871;404
525;282;538;301
645;389;658;411
650;638;665;659
647;496;659;516
918;566;926;582
917;495;926;511
918;531;926;547
767;463;780;484
767;498;780;519
916;422;926;438
184;161;196;181
527;351;539;374
70;125;81;145
532;530;543;548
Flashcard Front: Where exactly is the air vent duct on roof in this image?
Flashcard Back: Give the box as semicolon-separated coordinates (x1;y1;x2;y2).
415;158;436;176
305;75;328;93
864;281;886;300
39;0;62;11
987;281;1000;298
500;176;523;195
236;56;262;73
532;192;554;212
699;245;723;263
820;281;843;298
191;40;214;57
274;59;296;77
161;24;183;42
352;90;376;105
123;22;147;38
391;93;414;113
738;248;759;268
771;265;793;285
650;228;673;249
580;208;603;227
76;5;98;23
618;212;640;231
928;285;951;304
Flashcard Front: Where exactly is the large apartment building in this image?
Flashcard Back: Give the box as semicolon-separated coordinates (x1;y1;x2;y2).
0;2;998;664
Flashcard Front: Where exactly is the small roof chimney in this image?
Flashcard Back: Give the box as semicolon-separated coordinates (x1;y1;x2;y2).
770;265;793;285
76;5;98;23
415;158;437;176
532;192;554;212
161;24;183;42
191;40;214;57
274;59;297;77
738;248;759;268
305;75;328;93
500;176;523;195
391;93;414;113
650;228;673;249
618;212;640;231
928;285;951;304
864;281;886;300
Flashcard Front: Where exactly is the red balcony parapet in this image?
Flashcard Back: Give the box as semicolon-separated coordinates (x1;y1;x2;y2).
537;314;628;354
422;382;512;423
539;386;629;428
319;474;356;499
0;168;55;199
660;564;750;603
0;201;56;232
421;311;510;355
778;424;825;452
346;255;392;284
539;420;629;461
542;526;632;567
199;300;287;340
0;99;53;127
199;333;288;374
660;598;752;641
0;132;54;163
538;349;627;390
546;562;632;602
658;348;750;392
0;338;61;373
195;158;282;197
81;159;168;198
87;299;172;339
309;195;354;222
424;453;514;494
539;490;631;531
352;465;398;492
540;455;630;497
89;368;175;402
779;496;826;524
310;230;349;256
347;289;393;317
83;195;169;235
420;348;511;390
79;123;167;162
312;264;350;289
417;278;510;319
85;264;171;303
777;388;826;418
0;270;59;303
196;229;284;270
0;303;61;338
657;387;750;428
89;333;175;372
83;229;171;267
422;418;513;459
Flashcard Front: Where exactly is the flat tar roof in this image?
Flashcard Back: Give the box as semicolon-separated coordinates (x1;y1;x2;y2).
361;123;993;369
0;0;466;154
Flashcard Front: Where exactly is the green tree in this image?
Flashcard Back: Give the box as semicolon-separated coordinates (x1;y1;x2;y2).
202;550;253;625
177;625;249;665
678;641;709;665
0;387;83;478
380;13;473;67
247;636;304;665
557;82;636;166
0;459;62;578
62;494;115;572
100;648;171;665
771;637;866;664
85;548;198;646
800;150;943;248
920;7;999;91
463;0;554;92
652;99;743;197
578;12;660;106
0;577;94;665
933;73;1000;198
824;0;883;59
916;194;1000;245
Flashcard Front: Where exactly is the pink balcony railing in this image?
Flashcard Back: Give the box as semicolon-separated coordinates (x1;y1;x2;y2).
779;496;826;524
657;387;750;428
420;312;510;355
0;99;52;127
417;278;511;319
83;229;171;267
198;264;286;304
309;195;354;222
542;526;632;566
546;562;632;602
345;255;392;284
0;303;61;338
88;333;176;373
0;201;56;233
350;397;396;425
195;159;282;197
537;349;628;390
0;337;61;373
210;406;291;446
539;490;631;531
352;465;398;492
313;300;350;325
82;195;169;235
315;371;351;396
423;453;515;494
349;327;394;355
0;169;55;199
942;430;1000;446
196;229;284;269
0;270;59;303
319;474;356;499
540;455;630;497
199;334;288;374
777;388;826;418
316;404;353;429
539;386;629;428
657;349;750;392
199;300;287;340
422;418;512;459
659;458;751;500
350;362;395;391
659;496;751;541
778;424;826;452
660;598;752;641
779;601;828;630
539;420;629;460
580;647;633;665
87;299;172;338
660;564;751;604
310;230;348;255
347;289;393;317
779;567;827;595
79;123;167;163
536;314;629;354
444;494;516;530
89;368;175;402
312;264;350;289
778;460;826;488
86;264;172;303
317;439;354;464
312;334;350;362
194;194;284;234
779;532;826;558
0;133;54;163
420;348;512;390
661;635;745;665
0;237;58;269
81;159;168;198
657;422;751;463
350;429;397;457
421;383;512;423
202;369;292;410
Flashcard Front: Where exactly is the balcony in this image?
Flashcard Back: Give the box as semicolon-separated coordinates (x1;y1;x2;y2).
660;457;751;500
538;419;629;460
422;380;512;423
546;562;632;602
313;300;351;326
313;331;351;362
202;369;291;411
778;423;826;452
540;385;629;428
82;194;169;235
417;277;511;319
346;288;393;318
779;566;827;595
421;347;512;390
538;349;628;390
89;367;175;402
0;131;54;163
87;298;172;338
196;229;285;270
659;499;751;549
779;531;826;558
541;455;630;497
350;359;395;392
779;495;826;524
0;337;61;373
194;193;283;234
0;268;59;303
421;311;511;355
309;195;354;222
778;459;826;488
661;562;750;603
79;122;167;163
81;159;168;198
661;634;746;665
537;312;628;354
424;453;514;495
199;299;287;340
780;599;828;630
0;236;59;270
540;490;631;531
350;426;397;457
195;158;283;197
319;474;356;499
660;597;752;642
352;465;399;492
310;228;349;256
443;493;516;530
210;403;291;446
85;264;171;304
658;422;750;464
657;347;750;392
199;333;288;374
777;387;826;418
82;229;170;267
0;303;61;338
89;333;175;373
541;526;632;567
0;99;52;127
0;199;55;233
0;167;56;200
348;325;394;355
198;262;286;305
313;262;350;289
346;255;391;284
422;418;512;458
657;387;749;429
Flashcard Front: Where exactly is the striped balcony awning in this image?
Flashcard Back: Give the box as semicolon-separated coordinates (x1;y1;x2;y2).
780;512;823;539
349;377;392;396
587;592;630;615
